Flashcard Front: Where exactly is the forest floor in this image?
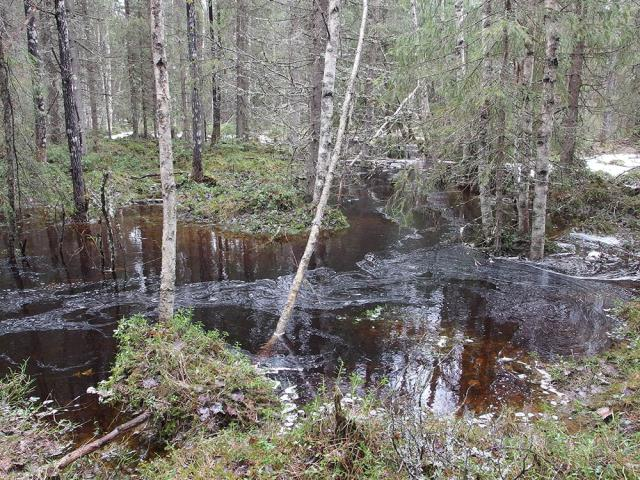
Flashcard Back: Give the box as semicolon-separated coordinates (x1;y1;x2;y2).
1;301;638;479
27;137;347;237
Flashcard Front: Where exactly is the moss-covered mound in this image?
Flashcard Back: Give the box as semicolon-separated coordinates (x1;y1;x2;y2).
99;311;278;441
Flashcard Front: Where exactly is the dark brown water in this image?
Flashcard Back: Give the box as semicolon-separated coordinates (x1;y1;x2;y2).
0;170;634;423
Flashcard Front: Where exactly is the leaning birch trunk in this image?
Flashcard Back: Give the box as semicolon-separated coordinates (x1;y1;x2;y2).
268;0;368;342
478;0;493;241
312;0;341;205
529;0;560;260
54;0;88;222
151;0;178;323
24;0;47;163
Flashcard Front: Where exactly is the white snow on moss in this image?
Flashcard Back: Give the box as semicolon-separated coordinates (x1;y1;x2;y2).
585;153;640;177
569;232;622;246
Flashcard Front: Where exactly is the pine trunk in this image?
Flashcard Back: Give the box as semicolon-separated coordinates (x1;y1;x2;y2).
150;0;177;323
529;0;560;260
187;0;204;181
208;0;221;145
55;0;88;221
516;38;534;236
124;0;140;138
478;0;493;241
560;0;584;166
235;0;249;140
0;21;18;261
24;0;47;163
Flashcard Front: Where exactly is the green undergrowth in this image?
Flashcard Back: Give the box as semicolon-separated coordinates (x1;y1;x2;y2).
99;311;278;441
0;365;71;479
6;137;348;237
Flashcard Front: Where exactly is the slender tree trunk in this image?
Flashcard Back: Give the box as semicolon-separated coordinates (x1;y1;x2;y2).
187;0;204;181
179;45;191;139
65;0;86;153
312;0;341;205
560;0;584;166
600;55;617;144
493;0;511;252
268;0;368;342
516;38;534;236
55;0;88;221
0;21;18;262
530;0;560;261
41;3;63;145
24;0;47;163
478;0;493;241
208;0;221;145
99;20;113;139
151;0;177;322
454;0;466;82
124;0;140;137
306;0;329;200
79;0;98;136
235;0;249;140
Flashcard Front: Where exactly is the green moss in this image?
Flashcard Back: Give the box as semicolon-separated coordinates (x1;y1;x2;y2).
100;311;278;441
9;138;349;237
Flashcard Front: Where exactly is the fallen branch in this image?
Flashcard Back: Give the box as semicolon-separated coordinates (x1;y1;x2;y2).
50;411;150;475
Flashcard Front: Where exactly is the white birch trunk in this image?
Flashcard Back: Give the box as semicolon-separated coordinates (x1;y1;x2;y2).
312;0;341;205
529;0;560;260
150;0;178;322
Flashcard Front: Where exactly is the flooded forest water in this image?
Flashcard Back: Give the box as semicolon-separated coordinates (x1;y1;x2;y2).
0;169;636;426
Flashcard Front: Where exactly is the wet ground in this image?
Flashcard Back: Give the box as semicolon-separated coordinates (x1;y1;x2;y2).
0;169;636;427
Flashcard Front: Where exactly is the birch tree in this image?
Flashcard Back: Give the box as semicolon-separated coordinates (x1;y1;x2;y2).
236;0;249;140
267;0;368;344
312;0;341;205
151;0;177;323
530;0;560;260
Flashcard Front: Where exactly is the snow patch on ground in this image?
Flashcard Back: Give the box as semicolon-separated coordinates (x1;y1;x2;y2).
585;153;640;177
569;232;622;246
110;131;133;140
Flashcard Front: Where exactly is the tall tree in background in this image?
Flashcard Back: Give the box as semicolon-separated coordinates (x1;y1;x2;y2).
151;0;177;322
208;0;221;145
306;0;329;199
477;0;493;241
41;3;62;145
0;9;18;261
125;0;140;138
235;0;249;140
560;0;585;166
54;0;88;221
530;0;560;260
186;0;204;181
24;0;47;163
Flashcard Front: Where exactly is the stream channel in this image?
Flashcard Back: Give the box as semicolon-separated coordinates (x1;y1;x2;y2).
0;167;636;428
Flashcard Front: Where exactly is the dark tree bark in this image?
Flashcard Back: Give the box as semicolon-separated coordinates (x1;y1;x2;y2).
24;0;47;163
55;0;88;221
208;0;221;145
41;3;63;145
306;0;329;199
560;0;585;166
186;0;204;181
235;0;249;140
124;0;140;137
0;19;18;261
